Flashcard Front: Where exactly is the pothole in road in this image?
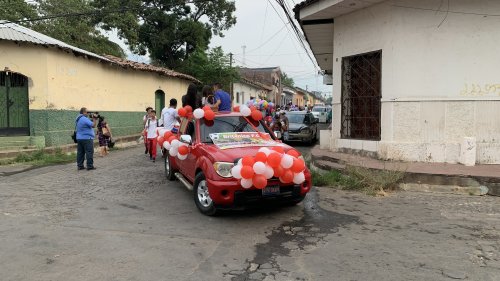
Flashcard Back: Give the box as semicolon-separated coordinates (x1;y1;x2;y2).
227;188;361;281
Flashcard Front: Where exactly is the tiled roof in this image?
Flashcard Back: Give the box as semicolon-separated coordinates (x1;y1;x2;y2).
240;77;273;91
293;0;320;13
0;21;199;83
104;55;200;83
239;67;280;88
0;20;109;61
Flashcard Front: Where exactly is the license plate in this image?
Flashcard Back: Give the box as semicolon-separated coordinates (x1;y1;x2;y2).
262;185;280;196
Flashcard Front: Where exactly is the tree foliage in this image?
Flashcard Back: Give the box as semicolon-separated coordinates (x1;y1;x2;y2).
181;47;239;89
281;72;295;87
0;0;125;57
94;0;237;69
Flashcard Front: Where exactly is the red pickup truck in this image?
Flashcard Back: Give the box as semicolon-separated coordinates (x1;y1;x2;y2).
163;112;312;215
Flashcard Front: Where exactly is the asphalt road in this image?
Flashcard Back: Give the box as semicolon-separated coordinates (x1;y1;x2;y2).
1;144;499;281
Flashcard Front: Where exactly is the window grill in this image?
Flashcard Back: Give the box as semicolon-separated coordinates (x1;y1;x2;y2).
341;51;382;141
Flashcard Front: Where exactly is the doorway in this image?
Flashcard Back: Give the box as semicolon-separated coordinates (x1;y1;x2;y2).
0;71;30;136
155;90;165;113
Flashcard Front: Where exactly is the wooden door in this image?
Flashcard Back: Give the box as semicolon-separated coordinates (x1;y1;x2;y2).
0;72;29;136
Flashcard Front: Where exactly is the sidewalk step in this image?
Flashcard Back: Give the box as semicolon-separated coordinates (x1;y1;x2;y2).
0;146;36;151
314;160;346;171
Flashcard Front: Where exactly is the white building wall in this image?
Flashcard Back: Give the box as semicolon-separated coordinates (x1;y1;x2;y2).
233;82;269;106
331;0;500;164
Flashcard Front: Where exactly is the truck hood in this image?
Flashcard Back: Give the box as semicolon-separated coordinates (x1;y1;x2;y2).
200;143;296;163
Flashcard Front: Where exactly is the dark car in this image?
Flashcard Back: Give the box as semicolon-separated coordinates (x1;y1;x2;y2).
283;112;318;145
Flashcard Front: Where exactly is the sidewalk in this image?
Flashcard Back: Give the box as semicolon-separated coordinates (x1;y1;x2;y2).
311;146;500;196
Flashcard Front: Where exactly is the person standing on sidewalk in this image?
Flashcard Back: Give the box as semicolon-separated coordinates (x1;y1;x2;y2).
145;110;159;162
142;107;153;154
76;107;97;170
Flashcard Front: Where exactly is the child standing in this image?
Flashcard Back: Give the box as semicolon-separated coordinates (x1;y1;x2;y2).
145;110;159;162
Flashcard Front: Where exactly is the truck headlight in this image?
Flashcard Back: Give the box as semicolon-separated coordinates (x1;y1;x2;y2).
300;128;311;134
213;162;235;178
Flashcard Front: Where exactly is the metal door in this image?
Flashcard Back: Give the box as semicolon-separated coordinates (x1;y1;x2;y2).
0;72;30;136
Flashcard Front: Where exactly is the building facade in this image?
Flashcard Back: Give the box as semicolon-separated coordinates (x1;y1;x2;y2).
295;0;500;164
233;78;272;106
239;67;282;105
0;22;198;147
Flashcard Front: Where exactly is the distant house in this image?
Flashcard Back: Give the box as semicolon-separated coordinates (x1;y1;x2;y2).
293;87;308;108
239;67;282;105
233;77;272;106
0;22;198;148
295;0;500;164
282;87;295;106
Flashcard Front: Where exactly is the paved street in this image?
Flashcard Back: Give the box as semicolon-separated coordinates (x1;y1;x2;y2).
1;145;500;281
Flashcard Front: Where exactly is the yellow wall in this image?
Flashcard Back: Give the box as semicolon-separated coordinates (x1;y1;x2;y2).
0;41;191;112
294;93;305;107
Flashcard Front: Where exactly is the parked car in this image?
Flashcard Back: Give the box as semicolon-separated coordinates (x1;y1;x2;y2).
311;106;331;123
163;112;312;215
284;111;318;145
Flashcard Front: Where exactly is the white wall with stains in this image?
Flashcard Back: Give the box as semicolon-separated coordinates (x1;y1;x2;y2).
329;0;500;164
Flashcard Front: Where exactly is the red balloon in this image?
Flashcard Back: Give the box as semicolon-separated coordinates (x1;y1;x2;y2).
168;136;177;143
253;174;267;189
178;145;189;155
251;110;263;121
291;158;306;173
234;105;240;112
281;169;294;183
163;131;173;139
286;149;301;158
242;156;255;167
249;106;256;112
178;108;187;117
267;152;281;168
254;152;267;163
240;165;255;179
185;106;193;113
203;105;211;111
157;136;165;146
271;146;285;154
204;110;215;121
273;166;284;178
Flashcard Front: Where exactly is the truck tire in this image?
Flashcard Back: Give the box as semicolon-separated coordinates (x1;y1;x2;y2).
193;172;218;216
164;154;176;181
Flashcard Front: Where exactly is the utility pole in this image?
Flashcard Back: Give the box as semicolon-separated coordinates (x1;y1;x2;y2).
229;53;234;105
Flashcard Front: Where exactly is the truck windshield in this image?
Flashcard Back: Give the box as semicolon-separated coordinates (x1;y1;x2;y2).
199;116;272;143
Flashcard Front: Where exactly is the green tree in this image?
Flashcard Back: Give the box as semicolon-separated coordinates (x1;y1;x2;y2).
181;47;239;89
0;0;125;57
94;0;237;69
281;72;294;87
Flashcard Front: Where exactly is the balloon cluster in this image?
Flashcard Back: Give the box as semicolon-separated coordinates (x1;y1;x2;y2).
230;146;306;189
193;105;215;121
246;98;274;111
156;129;189;160
233;104;263;121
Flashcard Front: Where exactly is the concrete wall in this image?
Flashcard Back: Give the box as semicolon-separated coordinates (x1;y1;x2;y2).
330;0;500;164
0;41;192;146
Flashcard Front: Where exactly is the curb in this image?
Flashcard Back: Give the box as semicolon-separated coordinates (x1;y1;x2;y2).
311;150;497;196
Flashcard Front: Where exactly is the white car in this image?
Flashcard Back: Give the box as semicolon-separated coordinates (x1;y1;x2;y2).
311;106;331;123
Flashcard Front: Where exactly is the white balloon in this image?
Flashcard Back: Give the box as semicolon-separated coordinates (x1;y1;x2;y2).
253;162;266;174
258;147;271;156
163;141;171;150
293;172;306;184
240;105;251;116
281;154;294;169
264;165;274;179
231;165;242;179
237;159;243;166
193;108;205;119
240;178;253;189
169;147;178;157
170;139;180;149
177;154;187;160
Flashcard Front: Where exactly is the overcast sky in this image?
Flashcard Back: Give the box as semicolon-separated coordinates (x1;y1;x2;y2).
110;0;331;96
210;0;331;96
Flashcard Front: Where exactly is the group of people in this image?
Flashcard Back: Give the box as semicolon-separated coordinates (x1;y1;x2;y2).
74;107;113;171
142;83;232;162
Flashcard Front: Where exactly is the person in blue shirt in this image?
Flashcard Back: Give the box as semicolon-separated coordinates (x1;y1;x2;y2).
76;107;97;170
212;83;232;112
